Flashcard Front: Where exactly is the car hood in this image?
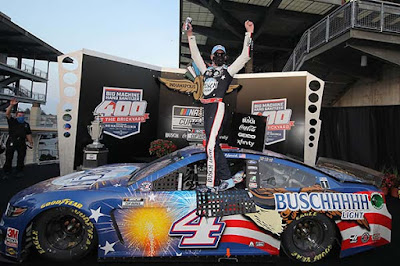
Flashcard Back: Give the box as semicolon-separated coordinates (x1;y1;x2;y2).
11;163;146;200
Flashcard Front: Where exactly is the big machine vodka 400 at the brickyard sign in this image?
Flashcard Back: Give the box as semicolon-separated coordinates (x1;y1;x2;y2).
94;87;149;139
251;98;295;145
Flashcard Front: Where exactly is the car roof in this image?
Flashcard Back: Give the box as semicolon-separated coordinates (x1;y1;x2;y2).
179;144;289;160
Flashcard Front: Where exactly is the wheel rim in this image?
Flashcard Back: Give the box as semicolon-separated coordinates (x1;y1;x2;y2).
45;214;84;250
292;218;325;251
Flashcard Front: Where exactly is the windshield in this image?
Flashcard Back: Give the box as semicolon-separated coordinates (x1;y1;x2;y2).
316;157;384;187
128;150;182;185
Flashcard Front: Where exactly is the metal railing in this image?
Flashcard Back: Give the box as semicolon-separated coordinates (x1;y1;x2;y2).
283;0;400;71
0;132;58;166
0;85;46;102
7;58;48;79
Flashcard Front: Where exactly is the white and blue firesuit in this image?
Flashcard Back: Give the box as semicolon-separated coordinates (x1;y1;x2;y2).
188;32;253;188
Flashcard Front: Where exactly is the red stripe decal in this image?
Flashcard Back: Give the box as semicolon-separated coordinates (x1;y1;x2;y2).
337;213;392;231
220;235;279;255
224;219;265;233
341;237;389;250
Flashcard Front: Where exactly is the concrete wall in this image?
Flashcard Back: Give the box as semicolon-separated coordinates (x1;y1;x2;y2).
335;65;400;107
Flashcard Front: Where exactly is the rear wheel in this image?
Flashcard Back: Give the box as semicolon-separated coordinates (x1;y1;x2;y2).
32;207;96;261
281;212;337;263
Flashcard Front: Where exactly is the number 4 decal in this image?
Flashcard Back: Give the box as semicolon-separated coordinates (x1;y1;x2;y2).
169;210;225;248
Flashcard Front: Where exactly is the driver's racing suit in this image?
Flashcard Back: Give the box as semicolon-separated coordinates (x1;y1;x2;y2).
188;32;253;188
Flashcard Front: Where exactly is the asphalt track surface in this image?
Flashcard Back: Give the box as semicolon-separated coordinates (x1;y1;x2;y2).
0;163;399;265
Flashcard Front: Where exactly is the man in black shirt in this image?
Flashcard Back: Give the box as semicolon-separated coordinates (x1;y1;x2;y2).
2;98;33;179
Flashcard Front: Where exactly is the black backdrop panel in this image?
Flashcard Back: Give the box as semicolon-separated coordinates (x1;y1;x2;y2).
76;55;161;167
319;105;400;171
158;71;237;148
228;113;266;151
236;76;307;160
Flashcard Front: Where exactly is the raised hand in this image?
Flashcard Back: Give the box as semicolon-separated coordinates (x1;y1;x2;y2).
245;20;254;33
183;22;193;37
10;98;18;106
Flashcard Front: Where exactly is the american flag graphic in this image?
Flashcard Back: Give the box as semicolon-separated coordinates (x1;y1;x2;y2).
337;192;391;255
220;215;280;255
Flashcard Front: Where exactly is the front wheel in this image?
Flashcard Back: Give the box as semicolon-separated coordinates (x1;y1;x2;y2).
281;212;337;263
32;207;96;261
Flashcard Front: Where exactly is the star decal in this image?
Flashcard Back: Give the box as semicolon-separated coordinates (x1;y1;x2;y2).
148;193;156;201
221;75;226;80
89;206;105;222
113;183;121;187
100;241;116;255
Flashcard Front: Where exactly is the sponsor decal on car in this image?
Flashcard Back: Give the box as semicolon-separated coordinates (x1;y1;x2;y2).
122;198;144;208
5;227;19;248
5;246;17;257
139;181;152;192
40;199;83;209
274;192;370;212
372;233;381;241
256;241;265;247
370;192;384;210
225;153;246;159
361;232;370;243
248;182;258;189
350;235;358;243
320;177;330;188
341;210;365;220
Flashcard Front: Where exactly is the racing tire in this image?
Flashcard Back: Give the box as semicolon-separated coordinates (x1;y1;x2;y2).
281;212;337;263
31;207;96;261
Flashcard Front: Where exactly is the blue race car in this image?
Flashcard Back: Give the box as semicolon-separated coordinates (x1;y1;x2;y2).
0;145;391;263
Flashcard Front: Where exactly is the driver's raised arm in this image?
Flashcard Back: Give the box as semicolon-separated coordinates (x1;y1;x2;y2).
185;23;207;75
228;20;254;76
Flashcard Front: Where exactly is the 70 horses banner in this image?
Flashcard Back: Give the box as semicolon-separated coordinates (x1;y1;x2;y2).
94;87;149;139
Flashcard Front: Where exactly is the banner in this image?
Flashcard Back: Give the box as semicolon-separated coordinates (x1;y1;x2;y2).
228;113;266;152
251;98;295;146
94;87;149;139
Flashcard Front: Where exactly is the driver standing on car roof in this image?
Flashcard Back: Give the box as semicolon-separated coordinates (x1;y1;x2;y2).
183;19;254;191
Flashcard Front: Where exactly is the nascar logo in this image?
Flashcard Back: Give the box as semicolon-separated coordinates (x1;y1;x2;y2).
172;106;203;131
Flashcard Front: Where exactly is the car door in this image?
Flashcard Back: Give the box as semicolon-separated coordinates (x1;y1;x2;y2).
113;153;264;258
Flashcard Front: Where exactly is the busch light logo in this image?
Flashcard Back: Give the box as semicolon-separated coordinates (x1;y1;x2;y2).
251;98;294;145
94;87;149;139
274;192;370;212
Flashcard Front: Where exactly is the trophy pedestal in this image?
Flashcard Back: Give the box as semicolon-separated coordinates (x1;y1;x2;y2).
82;147;109;169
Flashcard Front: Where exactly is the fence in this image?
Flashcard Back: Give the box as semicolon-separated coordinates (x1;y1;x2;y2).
283;0;400;71
6;58;48;79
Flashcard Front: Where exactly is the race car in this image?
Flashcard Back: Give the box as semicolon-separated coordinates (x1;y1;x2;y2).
0;145;391;263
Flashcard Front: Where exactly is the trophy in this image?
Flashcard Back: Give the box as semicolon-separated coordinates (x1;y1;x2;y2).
82;113;108;169
87;114;105;149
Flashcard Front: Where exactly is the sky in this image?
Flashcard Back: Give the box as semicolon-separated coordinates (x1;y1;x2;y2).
1;0;180;114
